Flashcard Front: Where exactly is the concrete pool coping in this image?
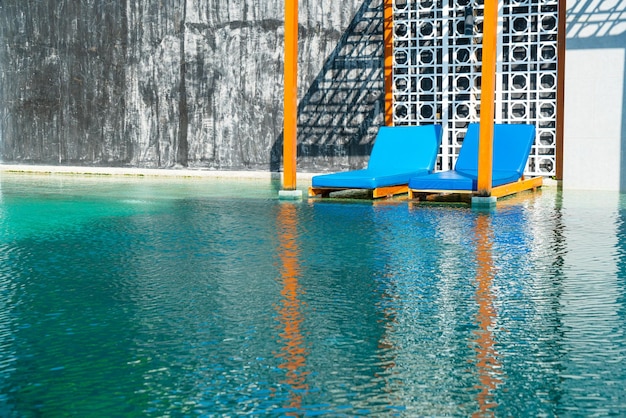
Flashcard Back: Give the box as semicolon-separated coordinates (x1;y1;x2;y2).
0;163;559;188
0;164;315;180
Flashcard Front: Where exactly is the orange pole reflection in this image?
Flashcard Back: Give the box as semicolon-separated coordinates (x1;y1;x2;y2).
472;214;502;417
276;203;308;411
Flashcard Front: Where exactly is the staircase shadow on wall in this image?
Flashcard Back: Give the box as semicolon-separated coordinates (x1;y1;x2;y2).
270;0;385;174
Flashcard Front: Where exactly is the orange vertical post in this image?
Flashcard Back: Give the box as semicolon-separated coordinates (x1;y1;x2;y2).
283;0;298;190
383;0;394;126
477;0;499;196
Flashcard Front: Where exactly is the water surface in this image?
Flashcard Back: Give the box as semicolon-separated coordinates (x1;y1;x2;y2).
0;174;625;416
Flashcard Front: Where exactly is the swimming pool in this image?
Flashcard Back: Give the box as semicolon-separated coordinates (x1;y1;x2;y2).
0;173;625;416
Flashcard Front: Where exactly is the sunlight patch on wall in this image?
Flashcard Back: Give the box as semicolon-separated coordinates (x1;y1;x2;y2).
563;48;624;191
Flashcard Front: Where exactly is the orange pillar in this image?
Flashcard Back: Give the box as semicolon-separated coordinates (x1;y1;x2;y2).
283;0;298;190
477;0;499;196
383;0;394;126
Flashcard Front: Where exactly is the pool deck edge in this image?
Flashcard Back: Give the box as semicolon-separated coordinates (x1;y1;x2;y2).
0;164;559;190
0;164;316;180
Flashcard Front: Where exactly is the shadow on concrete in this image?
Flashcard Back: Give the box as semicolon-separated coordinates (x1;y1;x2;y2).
270;0;385;173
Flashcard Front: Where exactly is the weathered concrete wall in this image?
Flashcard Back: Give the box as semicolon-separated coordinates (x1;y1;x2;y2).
0;0;384;171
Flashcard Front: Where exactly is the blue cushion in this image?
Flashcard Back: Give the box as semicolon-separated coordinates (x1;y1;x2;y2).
410;169;522;190
493;124;535;175
458;169;525;187
409;123;536;191
456;123;535;177
367;125;442;173
408;170;476;191
312;124;442;189
312;168;431;189
453;123;480;175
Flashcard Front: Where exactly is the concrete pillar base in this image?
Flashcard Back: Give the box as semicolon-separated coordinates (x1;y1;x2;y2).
471;196;497;208
278;190;303;200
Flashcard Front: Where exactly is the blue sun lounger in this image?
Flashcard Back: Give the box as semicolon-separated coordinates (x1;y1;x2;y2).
408;123;542;199
309;124;443;198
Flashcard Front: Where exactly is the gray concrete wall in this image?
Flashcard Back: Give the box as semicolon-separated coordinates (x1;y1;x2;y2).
0;0;384;171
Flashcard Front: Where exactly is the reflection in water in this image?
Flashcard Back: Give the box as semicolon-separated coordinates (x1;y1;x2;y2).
275;203;309;411
3;178;626;415
472;214;502;416
0;243;17;416
0;178;16;396
559;192;626;412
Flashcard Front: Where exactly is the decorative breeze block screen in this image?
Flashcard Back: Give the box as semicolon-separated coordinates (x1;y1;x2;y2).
391;0;558;176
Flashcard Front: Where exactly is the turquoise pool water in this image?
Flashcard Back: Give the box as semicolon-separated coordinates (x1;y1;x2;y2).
0;174;625;416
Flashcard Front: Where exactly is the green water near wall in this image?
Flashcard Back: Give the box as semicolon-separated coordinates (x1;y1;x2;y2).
0;174;625;416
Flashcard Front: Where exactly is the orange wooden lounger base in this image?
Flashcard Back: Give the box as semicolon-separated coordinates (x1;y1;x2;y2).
309;184;409;199
409;176;543;202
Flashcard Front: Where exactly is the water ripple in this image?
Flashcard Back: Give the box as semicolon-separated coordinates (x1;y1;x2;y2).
0;181;625;415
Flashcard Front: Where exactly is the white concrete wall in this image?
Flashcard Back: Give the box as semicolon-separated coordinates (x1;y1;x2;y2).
563;48;624;191
562;1;626;191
